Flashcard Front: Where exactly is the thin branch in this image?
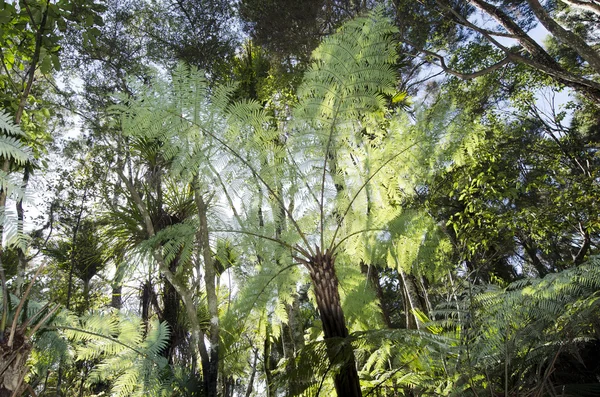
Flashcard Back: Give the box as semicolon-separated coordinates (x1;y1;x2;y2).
560;0;600;15
434;0;512;53
26;201;55;261
470;27;518;38
26;303;60;337
210;228;300;254
331;228;388;253
15;0;51;125
404;40;511;79
0;48;19;93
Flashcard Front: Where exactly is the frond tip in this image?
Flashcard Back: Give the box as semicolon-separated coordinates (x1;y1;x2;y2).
0;110;25;137
63;313;174;396
0;110;32;165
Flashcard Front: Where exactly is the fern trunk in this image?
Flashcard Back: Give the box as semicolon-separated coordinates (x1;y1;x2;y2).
307;249;362;397
0;331;30;397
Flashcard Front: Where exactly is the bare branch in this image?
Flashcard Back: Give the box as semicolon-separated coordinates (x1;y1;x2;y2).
407;43;511;79
527;0;600;74
560;0;600;15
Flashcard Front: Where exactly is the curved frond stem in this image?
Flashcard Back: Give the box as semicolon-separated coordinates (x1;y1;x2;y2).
237;263;302;335
328;139;423;252
285;146;321;205
20;301;52;330
320;110;340;250
51;326;148;357
363;363;411;397
168;112;315;256
293;244;312;260
331;228;388;253
26;303;60;337
206;161;244;227
210;228;301;255
315;356;335;397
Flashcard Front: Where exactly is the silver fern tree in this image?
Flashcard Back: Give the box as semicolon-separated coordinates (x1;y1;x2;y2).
112;9;410;397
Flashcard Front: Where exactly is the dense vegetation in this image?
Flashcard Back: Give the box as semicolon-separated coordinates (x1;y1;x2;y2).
1;0;600;396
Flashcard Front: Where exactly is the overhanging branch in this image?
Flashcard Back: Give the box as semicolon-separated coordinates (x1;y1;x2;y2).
405;42;511;79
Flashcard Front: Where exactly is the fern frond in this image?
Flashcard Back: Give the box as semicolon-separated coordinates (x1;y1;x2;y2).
62;312;173;396
0;110;25;136
0;135;31;165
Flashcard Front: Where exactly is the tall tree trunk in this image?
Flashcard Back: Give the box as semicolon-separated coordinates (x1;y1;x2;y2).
194;186;219;397
361;263;394;328
111;284;122;309
399;270;424;330
161;255;187;363
14;168;30;296
264;322;276;397
244;349;258;397
306;248;362;397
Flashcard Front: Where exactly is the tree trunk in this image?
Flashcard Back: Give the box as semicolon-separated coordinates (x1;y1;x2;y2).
244;349;258;397
399;270;424;330
0;332;30;397
194;187;220;397
526;0;600;74
361;263;394;328
264;322;276;397
111;284;122;309
306;248;362;397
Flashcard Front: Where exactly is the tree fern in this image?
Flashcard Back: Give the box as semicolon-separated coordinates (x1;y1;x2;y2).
109;10;413;396
444;256;600;395
60;311;174;397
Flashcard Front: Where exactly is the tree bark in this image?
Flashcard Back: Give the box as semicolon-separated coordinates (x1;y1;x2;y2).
560;0;600;15
0;334;31;397
399;270;424;330
194;185;219;397
244;349;258;397
111;284;122;309
526;0;600;74
306;248;362;397
263;322;276;397
361;263;394;328
428;0;600;102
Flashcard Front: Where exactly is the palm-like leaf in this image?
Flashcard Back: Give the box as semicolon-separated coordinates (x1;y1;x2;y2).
61;311;173;396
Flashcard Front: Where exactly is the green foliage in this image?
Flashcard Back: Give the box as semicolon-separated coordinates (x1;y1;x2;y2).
61;312;174;397
6;1;600;396
459;256;600;395
0;110;31;166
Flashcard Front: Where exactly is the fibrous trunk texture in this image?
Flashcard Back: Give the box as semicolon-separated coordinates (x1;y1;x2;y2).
0;331;30;397
307;248;362;397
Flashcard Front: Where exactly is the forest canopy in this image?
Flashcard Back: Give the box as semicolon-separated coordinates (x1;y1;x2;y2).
1;0;600;396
